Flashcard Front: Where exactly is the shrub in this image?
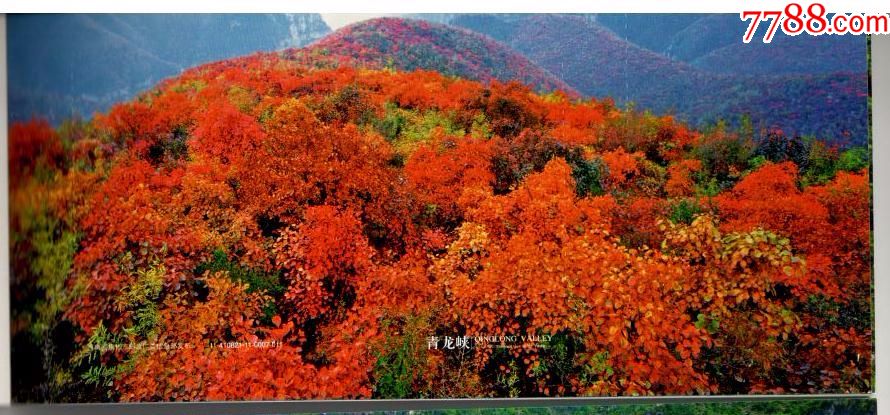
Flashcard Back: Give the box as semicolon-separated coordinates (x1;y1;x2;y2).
669;198;702;225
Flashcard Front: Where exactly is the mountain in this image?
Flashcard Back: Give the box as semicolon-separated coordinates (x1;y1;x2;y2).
591;13;709;58
286;17;575;95
593;14;735;62
591;13;868;75
7;14;331;124
449;14;868;144
419;13;867;75
690;31;868;75
450;14;703;105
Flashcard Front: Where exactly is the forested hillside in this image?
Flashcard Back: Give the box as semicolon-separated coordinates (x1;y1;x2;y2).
10;42;871;401
449;14;869;144
288;18;574;94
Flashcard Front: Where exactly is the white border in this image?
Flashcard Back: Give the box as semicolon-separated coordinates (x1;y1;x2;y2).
0;6;886;411
872;33;888;415
1;13;11;408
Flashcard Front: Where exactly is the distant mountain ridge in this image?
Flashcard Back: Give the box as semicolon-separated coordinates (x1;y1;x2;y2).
8;14;331;124
547;13;868;75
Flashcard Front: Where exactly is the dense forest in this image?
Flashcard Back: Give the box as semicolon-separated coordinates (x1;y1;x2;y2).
10;46;871;401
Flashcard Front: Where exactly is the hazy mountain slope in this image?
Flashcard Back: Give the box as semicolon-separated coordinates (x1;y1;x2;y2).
493;14;705;105
7;14;331;123
692;32;868;75
504;13;868;76
592;13;707;57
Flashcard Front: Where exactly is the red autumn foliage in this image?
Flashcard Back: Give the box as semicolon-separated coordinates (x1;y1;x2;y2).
8;118;64;188
666;159;703;197
9;53;872;401
405;136;497;226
